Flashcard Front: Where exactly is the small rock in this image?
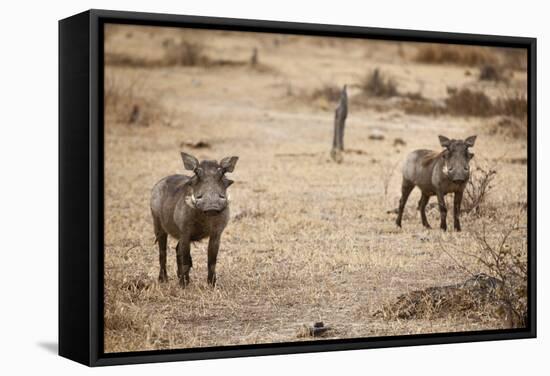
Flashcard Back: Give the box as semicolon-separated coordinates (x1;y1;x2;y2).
369;129;385;140
310;322;331;337
393;137;406;146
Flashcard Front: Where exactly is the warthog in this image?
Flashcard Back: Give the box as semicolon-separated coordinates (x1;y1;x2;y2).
396;135;477;231
150;152;238;287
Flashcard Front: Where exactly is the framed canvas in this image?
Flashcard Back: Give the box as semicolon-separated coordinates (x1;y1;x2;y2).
59;9;536;366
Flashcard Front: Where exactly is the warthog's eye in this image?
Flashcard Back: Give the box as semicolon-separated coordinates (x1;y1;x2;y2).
448;166;454;171
196;194;203;200
464;166;469;171
218;193;226;199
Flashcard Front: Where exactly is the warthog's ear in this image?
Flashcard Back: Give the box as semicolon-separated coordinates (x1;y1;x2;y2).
465;135;477;148
220;156;238;173
181;152;199;171
439;135;451;148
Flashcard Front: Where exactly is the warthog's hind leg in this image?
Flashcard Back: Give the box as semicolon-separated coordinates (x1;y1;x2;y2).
157;233;168;282
153;214;169;282
396;179;414;227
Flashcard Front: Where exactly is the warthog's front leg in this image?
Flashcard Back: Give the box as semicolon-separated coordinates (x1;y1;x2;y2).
436;191;447;231
207;233;221;286
175;240;193;279
176;238;192;287
454;190;463;232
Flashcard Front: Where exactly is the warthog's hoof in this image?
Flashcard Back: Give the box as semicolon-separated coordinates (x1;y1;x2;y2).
158;269;168;283
179;275;190;288
207;275;216;287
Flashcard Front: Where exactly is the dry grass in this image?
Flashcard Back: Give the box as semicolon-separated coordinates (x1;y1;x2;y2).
414;44;499;66
103;25;529;353
310;84;343;102
495;92;528;119
104;73;177;127
501;48;528;70
489;116;527;139
163;39;209;66
444;88;527;120
479;64;507;82
445;88;494;117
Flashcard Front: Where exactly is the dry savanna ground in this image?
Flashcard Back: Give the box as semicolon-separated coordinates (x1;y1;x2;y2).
104;24;529;353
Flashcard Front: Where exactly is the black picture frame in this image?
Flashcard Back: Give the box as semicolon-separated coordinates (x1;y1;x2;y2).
59;9;537;367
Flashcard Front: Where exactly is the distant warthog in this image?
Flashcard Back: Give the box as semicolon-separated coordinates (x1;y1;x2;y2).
150;153;238;287
396;135;477;231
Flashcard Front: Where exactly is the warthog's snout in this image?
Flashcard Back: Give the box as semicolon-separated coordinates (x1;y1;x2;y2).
194;192;228;215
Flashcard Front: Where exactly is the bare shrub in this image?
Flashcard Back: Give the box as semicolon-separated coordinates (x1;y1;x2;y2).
445;88;494;117
250;47;258;66
494;92;527;119
489;116;527;139
441;217;528;328
104;52;152;67
501;48;528;70
104;74;167;127
415;44;498;66
382;160;400;204
401;97;444;116
360;68;398;97
463;164;497;215
479;64;506;82
310;84;342;102
163;39;208;66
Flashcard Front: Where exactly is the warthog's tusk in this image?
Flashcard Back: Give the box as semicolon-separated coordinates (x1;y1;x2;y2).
184;193;196;208
442;162;449;176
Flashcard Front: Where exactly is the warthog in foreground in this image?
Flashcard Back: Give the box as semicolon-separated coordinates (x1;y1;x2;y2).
150;153;238;287
396;135;476;231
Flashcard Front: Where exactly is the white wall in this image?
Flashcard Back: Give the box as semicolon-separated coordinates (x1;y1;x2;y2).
0;0;546;374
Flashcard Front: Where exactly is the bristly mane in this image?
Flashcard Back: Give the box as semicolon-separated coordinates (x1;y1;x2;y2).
421;151;443;167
